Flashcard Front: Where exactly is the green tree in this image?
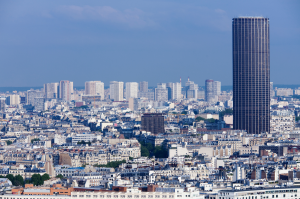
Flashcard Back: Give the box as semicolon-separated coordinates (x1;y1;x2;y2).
13;175;24;186
31;138;40;144
141;145;150;157
181;111;188;115
31;174;43;186
6;174;14;183
206;118;215;123
41;173;50;182
94;160;126;168
195;116;205;122
219;109;233;119
6;140;13;145
296;117;300;122
56;174;64;179
153;146;168;158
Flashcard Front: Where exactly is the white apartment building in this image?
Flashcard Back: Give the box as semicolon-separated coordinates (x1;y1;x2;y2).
270;110;295;133
213;81;221;96
5;94;20;105
71;133;101;144
155;83;168;101
173;82;182;100
110;81;124;101
139;81;148;92
71;187;205;199
85;81;105;99
59;80;74;101
27;90;44;105
218;186;300;199
275;88;293;96
44;82;59;98
126;82;139;99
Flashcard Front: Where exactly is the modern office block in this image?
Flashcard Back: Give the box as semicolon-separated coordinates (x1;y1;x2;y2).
233;17;270;134
125;82;138;99
110;81;124;101
44;83;59;99
141;113;164;135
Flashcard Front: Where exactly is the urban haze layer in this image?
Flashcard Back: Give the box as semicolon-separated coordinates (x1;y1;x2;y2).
0;16;300;199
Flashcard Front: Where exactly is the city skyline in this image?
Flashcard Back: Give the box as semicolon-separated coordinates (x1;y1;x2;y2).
0;0;299;87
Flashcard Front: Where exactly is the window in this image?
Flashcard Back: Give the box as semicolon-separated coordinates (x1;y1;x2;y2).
79;196;84;198
121;196;125;198
155;196;160;198
107;196;111;198
134;196;139;198
114;196;118;198
87;196;91;198
93;196;97;198
128;196;132;198
148;196;153;198
73;196;77;198
99;196;104;198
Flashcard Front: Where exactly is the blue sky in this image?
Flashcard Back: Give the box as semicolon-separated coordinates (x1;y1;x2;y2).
0;0;299;87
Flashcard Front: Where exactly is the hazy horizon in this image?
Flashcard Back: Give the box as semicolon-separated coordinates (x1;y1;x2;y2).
0;0;299;87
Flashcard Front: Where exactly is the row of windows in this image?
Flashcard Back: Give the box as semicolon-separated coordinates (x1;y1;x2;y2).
74;196;174;199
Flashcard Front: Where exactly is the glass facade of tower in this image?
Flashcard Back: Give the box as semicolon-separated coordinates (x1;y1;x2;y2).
232;17;270;134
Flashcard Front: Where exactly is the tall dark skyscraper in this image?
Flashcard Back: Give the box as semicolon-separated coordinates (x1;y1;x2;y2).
232;17;270;134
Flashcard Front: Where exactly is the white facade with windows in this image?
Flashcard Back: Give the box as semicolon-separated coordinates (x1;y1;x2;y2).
126;82;139;99
218;186;300;199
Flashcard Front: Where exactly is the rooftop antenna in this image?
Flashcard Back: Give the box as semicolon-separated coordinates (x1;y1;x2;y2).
180;77;181;84
188;77;190;81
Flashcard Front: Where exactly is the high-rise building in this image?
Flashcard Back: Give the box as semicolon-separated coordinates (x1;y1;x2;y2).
125;82;138;99
166;82;182;101
85;81;104;99
5;94;20;105
233;17;270;134
139;81;148;92
27;90;44;105
205;79;214;102
110;81;124;101
155;83;168;101
138;91;155;101
213;81;221;97
141;113;165;135
185;79;198;100
59;80;74;101
173;82;182;101
166;83;173;100
0;98;5;112
44;83;59;99
34;97;45;111
270;82;275;98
